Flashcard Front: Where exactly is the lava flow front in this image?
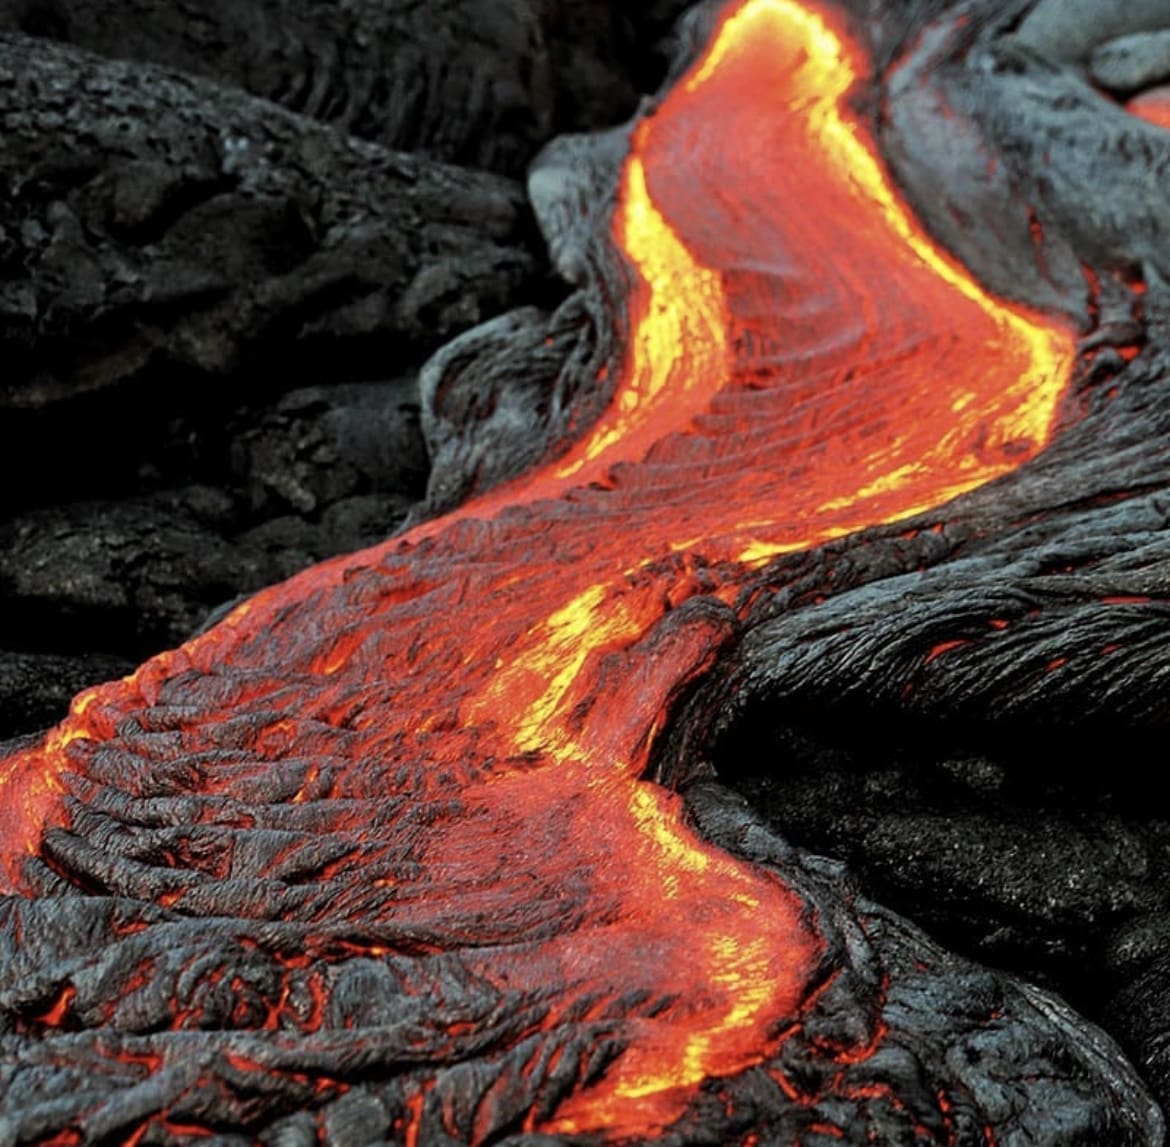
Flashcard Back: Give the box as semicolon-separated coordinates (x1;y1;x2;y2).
0;0;1075;1140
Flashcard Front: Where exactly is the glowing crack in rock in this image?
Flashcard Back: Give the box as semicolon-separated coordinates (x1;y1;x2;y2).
1129;87;1170;132
0;0;1075;1139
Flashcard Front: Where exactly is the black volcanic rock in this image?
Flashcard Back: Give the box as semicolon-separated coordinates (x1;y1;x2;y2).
227;379;429;519
0;650;136;741
0;31;536;415
0;0;700;179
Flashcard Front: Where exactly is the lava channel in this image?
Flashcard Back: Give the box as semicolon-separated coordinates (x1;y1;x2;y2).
0;0;1075;1139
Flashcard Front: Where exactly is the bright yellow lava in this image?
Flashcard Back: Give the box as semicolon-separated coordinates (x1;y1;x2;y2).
553;153;730;484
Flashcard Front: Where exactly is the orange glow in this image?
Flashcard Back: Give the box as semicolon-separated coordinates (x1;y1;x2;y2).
0;720;88;885
626;0;1072;568
1129;88;1170;132
552;153;729;486
0;0;1077;1140
36;984;76;1027
926;639;969;665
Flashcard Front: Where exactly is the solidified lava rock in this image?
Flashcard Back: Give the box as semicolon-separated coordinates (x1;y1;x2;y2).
0;3;544;734
0;31;536;414
0;0;699;179
2;0;1170;1144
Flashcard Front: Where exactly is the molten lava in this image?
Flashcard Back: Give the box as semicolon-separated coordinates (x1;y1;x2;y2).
1129;87;1170;132
0;0;1075;1139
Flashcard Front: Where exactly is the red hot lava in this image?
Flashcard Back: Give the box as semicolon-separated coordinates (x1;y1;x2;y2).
0;0;1075;1138
1129;87;1170;132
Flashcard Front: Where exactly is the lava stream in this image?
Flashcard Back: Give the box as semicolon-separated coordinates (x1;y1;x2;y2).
0;0;1075;1139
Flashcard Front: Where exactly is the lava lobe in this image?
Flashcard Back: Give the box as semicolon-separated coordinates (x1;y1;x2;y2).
1;2;1121;1144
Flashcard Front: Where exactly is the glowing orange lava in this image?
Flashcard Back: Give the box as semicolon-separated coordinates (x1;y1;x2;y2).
0;0;1075;1139
1129;87;1170;132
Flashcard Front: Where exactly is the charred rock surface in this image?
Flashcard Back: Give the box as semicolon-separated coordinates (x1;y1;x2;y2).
0;0;696;178
0;784;1159;1146
0;0;559;177
0;652;136;743
0;31;536;416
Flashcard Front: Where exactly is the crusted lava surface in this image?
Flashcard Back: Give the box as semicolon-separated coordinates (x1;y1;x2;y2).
3;0;1170;1144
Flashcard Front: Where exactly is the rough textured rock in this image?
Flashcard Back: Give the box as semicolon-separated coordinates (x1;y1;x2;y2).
0;31;536;415
644;0;1170;1117
0;651;136;741
0;10;551;735
0;3;690;741
0;783;1157;1145
227;379;429;519
0;0;696;178
1090;29;1170;95
1014;0;1170;64
0;0;555;173
0;481;426;666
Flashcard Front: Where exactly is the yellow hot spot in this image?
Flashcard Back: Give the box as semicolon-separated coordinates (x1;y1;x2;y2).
472;584;647;761
705;0;1073;567
607;933;779;1103
816;462;926;512
779;0;1070;450
626;785;710;897
554;154;729;483
736;531;852;566
49;727;93;752
710;0;1065;396
71;688;100;716
685;0;844;93
514;584;608;749
581;428;624;463
0;721;88;878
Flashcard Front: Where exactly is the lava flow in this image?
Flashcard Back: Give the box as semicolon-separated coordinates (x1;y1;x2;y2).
0;0;1075;1140
1130;87;1170;132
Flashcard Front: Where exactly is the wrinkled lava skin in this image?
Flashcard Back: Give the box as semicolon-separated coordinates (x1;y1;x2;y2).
0;0;1106;1143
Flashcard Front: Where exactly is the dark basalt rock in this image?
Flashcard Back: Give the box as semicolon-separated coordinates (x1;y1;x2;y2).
0;483;425;664
0;30;536;416
1090;30;1170;95
0;0;556;176
0;0;699;179
0;651;136;742
227;379;429;519
1013;0;1170;64
0;8;547;736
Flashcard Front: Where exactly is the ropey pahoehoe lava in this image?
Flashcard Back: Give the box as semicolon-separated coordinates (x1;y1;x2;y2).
0;0;1158;1144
